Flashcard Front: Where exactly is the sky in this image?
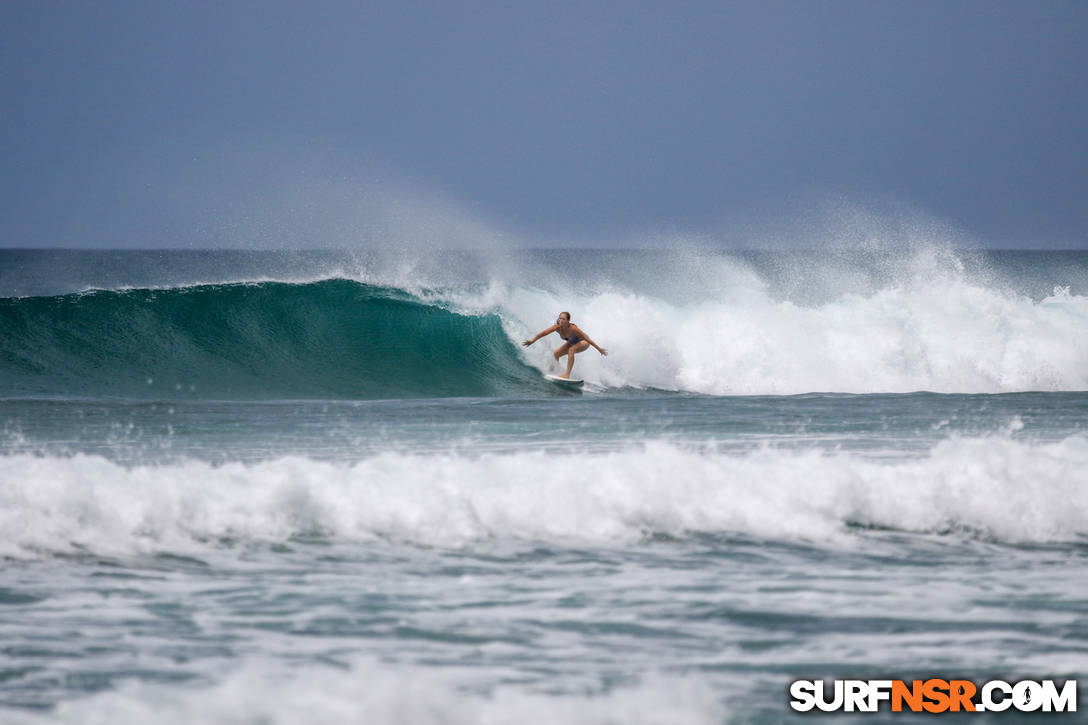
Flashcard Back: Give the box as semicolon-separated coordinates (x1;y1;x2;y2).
2;0;1086;249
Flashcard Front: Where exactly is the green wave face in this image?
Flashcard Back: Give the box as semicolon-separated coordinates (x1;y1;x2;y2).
0;280;543;399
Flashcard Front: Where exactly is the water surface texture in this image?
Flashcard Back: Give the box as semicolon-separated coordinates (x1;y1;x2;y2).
1;248;1086;723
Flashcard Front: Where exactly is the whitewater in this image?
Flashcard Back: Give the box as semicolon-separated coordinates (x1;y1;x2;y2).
1;248;1087;724
3;249;1088;398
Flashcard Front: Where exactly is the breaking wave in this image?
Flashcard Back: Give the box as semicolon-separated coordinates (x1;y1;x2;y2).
3;249;1088;398
0;280;542;399
2;435;1086;558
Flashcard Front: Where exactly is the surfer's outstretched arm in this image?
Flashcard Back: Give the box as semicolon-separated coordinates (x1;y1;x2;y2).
570;325;607;356
522;324;558;346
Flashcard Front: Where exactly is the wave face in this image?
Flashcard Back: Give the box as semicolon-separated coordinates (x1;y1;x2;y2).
2;436;1086;558
3;250;1088;398
0;280;541;399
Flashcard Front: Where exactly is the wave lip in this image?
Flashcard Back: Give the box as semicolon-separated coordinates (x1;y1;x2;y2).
5;250;1088;399
0;280;542;400
2;436;1085;558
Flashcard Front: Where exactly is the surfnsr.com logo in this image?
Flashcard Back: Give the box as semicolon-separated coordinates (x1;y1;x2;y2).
789;678;1077;713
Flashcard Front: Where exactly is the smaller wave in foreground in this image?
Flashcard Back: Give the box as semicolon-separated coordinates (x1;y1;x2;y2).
2;435;1086;558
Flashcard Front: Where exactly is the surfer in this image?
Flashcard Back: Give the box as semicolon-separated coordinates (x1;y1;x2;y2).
522;311;607;379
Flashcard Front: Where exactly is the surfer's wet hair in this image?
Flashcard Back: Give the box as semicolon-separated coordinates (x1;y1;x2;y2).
559;311;571;321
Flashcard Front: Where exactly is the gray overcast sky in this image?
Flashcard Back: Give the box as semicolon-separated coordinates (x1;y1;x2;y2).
2;1;1086;248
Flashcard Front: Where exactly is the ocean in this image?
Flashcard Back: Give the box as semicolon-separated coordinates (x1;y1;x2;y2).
1;247;1086;723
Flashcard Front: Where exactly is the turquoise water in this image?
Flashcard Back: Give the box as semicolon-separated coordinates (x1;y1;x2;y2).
1;249;1087;723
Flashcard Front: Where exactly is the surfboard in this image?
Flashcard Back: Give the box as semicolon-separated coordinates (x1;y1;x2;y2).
545;374;584;388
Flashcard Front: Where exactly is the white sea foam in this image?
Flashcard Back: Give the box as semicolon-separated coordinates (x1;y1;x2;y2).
2;436;1086;558
497;269;1088;395
7;655;724;725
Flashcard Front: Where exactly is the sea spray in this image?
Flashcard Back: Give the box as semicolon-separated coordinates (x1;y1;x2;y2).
497;274;1088;394
3;250;1088;399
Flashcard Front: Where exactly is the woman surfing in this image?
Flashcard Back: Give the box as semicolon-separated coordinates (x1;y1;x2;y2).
523;311;607;379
